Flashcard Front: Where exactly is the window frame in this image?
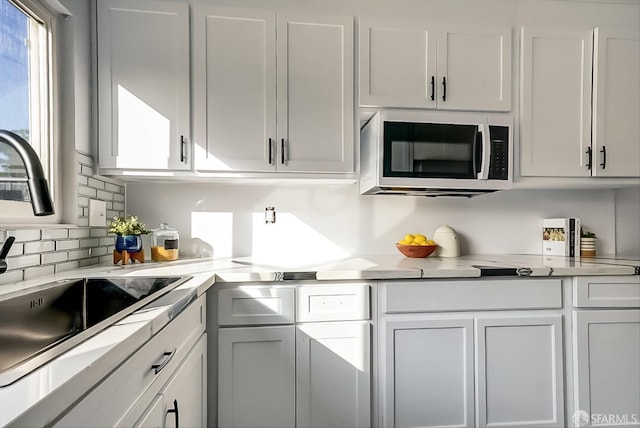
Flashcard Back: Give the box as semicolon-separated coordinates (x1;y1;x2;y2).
0;0;61;224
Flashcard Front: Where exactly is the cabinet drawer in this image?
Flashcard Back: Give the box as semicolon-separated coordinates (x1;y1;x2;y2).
297;284;370;322
383;278;563;313
56;295;206;427
573;276;640;308
218;287;295;326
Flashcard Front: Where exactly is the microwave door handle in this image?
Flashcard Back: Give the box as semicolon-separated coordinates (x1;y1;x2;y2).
477;123;491;180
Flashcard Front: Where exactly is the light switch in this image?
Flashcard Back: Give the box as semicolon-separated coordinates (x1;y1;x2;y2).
89;199;107;227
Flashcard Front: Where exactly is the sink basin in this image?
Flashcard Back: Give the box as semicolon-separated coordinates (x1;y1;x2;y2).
0;275;190;387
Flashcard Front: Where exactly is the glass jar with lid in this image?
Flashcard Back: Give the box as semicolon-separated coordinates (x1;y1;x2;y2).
150;223;179;261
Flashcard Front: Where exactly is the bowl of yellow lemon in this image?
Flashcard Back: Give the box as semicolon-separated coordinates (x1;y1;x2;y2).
396;234;438;258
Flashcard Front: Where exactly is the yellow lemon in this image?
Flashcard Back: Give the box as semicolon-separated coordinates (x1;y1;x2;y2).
413;234;427;244
403;234;415;244
427;239;436;245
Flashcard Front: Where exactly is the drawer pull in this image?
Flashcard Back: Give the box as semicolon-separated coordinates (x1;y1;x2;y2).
151;348;176;374
167;399;180;428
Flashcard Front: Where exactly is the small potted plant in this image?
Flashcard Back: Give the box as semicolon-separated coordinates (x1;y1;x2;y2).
109;215;151;253
580;227;597;258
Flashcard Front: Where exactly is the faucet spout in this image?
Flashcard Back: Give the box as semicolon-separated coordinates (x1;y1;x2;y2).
0;236;15;275
0;130;55;216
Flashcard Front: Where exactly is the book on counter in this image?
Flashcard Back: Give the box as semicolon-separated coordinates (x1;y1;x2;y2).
542;218;580;257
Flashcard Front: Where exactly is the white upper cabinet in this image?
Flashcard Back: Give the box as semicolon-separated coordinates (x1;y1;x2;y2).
193;6;354;174
520;28;593;177
97;0;190;170
592;28;640;177
521;27;640;178
359;19;511;111
192;6;276;173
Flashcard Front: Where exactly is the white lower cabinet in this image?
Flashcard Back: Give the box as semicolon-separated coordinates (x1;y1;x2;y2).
135;334;207;428
382;314;564;428
573;310;640;427
55;295;206;428
218;325;296;428
571;276;640;427
217;283;371;428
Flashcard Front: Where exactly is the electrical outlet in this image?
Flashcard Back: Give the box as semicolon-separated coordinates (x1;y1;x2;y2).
89;199;107;227
265;206;276;224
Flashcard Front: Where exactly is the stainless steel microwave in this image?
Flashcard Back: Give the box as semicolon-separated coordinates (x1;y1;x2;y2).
360;110;513;197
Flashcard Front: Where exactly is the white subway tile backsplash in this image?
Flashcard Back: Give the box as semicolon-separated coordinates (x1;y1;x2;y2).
41;229;69;240
69;228;90;239
56;240;80;251
78;186;97;198
24;241;55;254
90;228;108;237
68;249;91;260
0;151;126;283
24;265;55;280
54;261;79;273
96;190;113;201
8;254;41;269
0;269;23;285
88;178;105;190
80;238;99;248
7;229;41;242
41;252;68;264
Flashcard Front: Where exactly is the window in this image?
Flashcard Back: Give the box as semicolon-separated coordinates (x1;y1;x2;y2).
0;0;55;220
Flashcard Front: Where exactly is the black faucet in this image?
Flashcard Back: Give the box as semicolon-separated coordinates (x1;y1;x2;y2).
0;130;55;216
0;236;15;275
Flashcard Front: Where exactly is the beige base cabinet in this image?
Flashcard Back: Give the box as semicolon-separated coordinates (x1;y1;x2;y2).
571;276;640;427
217;284;371;428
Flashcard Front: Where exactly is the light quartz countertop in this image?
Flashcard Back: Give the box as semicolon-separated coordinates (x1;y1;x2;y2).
1;252;638;426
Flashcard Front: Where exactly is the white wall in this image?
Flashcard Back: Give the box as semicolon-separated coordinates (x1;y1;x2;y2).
615;187;640;258
127;182;620;263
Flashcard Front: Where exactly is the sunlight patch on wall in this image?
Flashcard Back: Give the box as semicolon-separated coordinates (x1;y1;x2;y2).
191;211;233;258
116;85;170;168
250;212;349;266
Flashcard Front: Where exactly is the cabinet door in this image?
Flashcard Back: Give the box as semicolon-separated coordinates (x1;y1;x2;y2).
192;6;276;172
218;326;295;428
97;0;190;170
437;24;511;111
592;28;640;177
573;310;640;426
476;315;565;427
359;18;437;108
521;28;593;177
162;334;207;428
383;317;474;428
135;396;163;428
276;13;354;173
296;322;370;428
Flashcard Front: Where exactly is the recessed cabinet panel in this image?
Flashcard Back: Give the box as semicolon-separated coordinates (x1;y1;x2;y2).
277;13;354;173
573;310;640;424
296;322;370;428
218;287;295;326
437;24;512;111
573;275;640;308
359;18;437;108
592;28;640;177
385;318;474;428
97;0;190;170
192;6;276;172
218;326;296;428
476;316;565;427
520;28;593;177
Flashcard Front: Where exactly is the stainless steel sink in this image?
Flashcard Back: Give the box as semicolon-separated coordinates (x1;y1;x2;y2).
0;275;190;387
